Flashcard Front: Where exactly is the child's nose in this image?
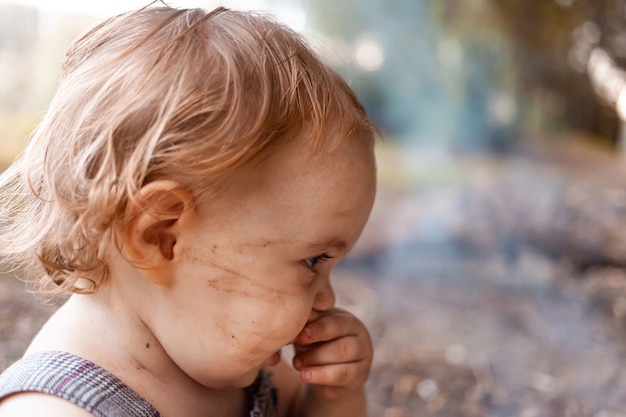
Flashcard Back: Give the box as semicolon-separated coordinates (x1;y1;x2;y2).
312;278;336;311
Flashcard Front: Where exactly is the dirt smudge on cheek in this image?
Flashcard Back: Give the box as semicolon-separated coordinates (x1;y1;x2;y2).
206;277;252;297
187;246;297;302
185;250;255;296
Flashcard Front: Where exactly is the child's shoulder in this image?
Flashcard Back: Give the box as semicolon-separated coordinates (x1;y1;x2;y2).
0;392;93;417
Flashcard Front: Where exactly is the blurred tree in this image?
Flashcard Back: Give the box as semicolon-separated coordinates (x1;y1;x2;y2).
300;0;626;149
300;0;525;150
490;0;623;145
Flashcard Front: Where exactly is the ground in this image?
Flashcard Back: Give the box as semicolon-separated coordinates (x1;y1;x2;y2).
3;136;626;416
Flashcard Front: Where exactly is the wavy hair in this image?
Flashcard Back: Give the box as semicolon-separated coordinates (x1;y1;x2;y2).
0;5;377;294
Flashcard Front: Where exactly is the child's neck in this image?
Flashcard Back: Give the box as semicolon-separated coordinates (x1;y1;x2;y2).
26;291;245;417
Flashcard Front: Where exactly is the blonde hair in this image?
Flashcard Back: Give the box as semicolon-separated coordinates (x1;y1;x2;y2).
0;5;377;295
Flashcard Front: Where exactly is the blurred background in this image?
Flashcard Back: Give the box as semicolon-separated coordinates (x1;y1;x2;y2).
3;0;626;416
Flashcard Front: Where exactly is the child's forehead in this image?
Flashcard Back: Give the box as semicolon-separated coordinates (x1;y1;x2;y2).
191;136;375;248
198;130;373;200
252;128;371;173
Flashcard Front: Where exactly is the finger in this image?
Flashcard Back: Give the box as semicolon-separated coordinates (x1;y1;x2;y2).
307;309;320;323
296;311;363;345
299;361;369;389
293;335;367;369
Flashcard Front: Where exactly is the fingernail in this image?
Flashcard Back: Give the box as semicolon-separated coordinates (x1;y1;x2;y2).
293;358;302;369
304;326;312;337
302;370;312;381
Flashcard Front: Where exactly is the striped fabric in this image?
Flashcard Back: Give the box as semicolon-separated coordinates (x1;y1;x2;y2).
0;351;277;417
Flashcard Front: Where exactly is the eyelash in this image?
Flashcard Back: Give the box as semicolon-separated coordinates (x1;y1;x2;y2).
304;254;333;271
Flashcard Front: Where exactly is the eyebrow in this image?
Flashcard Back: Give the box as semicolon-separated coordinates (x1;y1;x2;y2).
306;239;348;253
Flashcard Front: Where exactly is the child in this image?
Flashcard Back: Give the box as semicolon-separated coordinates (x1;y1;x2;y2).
0;3;378;417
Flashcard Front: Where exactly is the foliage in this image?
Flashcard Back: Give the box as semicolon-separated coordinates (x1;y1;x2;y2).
300;0;626;149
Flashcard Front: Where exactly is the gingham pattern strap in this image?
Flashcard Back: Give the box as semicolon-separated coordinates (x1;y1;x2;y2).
0;351;161;416
0;350;278;417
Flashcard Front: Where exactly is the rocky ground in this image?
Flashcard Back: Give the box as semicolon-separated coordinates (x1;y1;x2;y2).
3;136;626;416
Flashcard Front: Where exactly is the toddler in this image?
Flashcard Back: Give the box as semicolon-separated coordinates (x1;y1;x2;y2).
0;3;377;417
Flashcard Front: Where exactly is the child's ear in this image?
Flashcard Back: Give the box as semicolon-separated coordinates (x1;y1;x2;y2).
122;180;195;285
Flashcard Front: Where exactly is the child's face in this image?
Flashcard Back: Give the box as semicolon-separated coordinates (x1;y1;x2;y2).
150;130;376;388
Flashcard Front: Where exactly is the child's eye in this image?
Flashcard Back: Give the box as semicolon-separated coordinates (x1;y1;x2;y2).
304;254;333;271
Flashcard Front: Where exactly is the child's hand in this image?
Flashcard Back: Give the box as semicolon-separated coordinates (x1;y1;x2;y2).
292;308;373;401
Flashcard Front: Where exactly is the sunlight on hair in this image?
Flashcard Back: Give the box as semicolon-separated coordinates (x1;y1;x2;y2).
12;0;273;16
10;0;309;35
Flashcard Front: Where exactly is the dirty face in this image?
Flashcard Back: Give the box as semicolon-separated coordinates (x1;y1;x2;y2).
146;131;376;388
